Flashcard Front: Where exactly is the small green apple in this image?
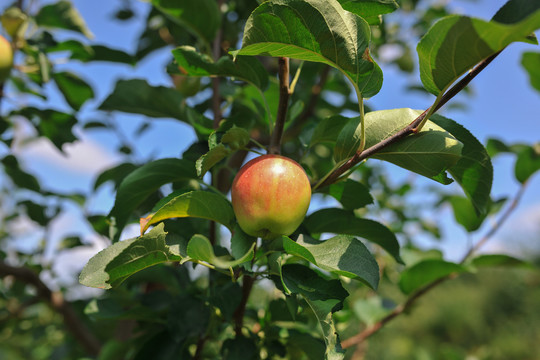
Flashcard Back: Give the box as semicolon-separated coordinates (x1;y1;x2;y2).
0;34;13;83
231;154;311;239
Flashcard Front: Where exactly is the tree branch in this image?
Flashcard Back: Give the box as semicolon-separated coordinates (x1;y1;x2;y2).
269;57;290;155
317;50;502;189
233;275;255;336
0;261;102;356
342;178;529;350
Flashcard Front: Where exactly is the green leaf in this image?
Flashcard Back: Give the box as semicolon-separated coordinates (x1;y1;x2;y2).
14;107;77;150
431;114;493;214
140;191;236;234
337;0;399;25
471;254;532;268
49;40;135;64
304;208;402;264
493;0;540;27
99;79;185;120
282;264;348;360
318;179;373;210
417;10;540;95
362;108;463;184
94;163;138;190
333;116;364;163
1;155;41;192
522;52;540;92
399;259;468;295
196;144;231;178
53;71;94;111
220;126;251;150
79;224;181;289
232;0;383;98
35;0;93;38
353;296;393;326
109;158;197;241
449;196;486;232
187;234;255;269
515;144;540;183
283;235;380;289
486;138;512;158
151;0;221;46
309;115;351;147
172;46;269;91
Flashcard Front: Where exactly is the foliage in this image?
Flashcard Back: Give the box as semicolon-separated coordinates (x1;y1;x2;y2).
1;0;540;359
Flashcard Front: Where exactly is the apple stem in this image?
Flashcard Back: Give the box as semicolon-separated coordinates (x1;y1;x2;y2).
269;57;290;155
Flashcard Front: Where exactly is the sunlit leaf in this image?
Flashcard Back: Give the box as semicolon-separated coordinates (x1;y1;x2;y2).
431;114;493;214
521;52;540;92
79;224;181;289
283;235;380;289
140;191;236;234
109;158;197;242
338;0;399;25
362;108;463;184
231;0;383;98
417;9;540;95
304;208;402;263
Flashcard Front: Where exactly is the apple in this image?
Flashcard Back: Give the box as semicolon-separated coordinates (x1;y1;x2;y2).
231;154;311;239
0;35;13;83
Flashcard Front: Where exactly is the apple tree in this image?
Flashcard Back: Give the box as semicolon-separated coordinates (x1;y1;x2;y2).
1;0;540;359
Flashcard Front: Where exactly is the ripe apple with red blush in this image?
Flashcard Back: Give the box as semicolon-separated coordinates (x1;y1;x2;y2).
231;154;311;239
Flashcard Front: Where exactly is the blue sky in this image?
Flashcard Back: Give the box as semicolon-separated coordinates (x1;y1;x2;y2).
2;0;539;276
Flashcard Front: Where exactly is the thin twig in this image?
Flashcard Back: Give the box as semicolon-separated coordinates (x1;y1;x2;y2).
0;261;102;356
318;51;503;189
342;179;529;350
284;65;330;141
269;57;290;155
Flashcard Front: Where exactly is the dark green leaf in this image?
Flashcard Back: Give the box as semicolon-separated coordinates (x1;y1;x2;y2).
515;144;540;183
151;0;221;46
109;158;197;241
399;259;468;295
310;115;350;147
1;155;41;192
35;0;93;38
282;264;347;359
486;138;512;158
141;191;236;234
221;336;258;360
94;163;138;190
283;235;380;289
53;71;94;110
304;208;402;264
493;0;540;26
522;52;540;92
172;46;269;91
99;79;185;120
417;10;540;95
79;224;181;289
319;179;373;210
14;107;77;150
232;0;383;98
431;115;493;214
49;40;135;64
